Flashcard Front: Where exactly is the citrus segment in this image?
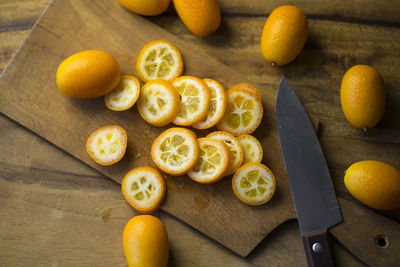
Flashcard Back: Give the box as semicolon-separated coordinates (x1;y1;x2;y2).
237;135;263;164
188;138;230;184
217;88;263;136
86;125;127;166
137;79;180;126
206;131;243;177
122;167;166;214
151;127;199;176
123;215;169;267
105;75;140;111
172;76;210;126
230;83;261;102
193;78;227;129
232;163;276;205
136;40;183;83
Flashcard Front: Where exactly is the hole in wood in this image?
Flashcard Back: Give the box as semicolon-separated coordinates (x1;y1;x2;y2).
375;235;389;248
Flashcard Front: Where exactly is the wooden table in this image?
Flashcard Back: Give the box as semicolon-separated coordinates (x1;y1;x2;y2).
1;0;398;266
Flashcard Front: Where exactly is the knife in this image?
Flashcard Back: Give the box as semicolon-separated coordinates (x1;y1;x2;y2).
276;76;342;267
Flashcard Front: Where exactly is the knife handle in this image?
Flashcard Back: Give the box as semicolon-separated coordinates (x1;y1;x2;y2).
303;229;334;267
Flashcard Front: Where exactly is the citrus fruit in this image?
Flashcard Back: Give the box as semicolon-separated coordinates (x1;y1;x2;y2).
188;138;230;184
230;83;261;102
151;127;199;176
137;79;180;126
172;76;210;126
232;163;276;205
206;131;243;177
237;135;263;164
192;78;227;129
344;160;400;210
122;167;166;214
104;75;140;111
123;215;169;267
217;88;263;136
340;65;386;130
86;125;127;166
136;40;183;83
261;5;308;66
57;50;120;98
172;0;221;37
119;0;170;16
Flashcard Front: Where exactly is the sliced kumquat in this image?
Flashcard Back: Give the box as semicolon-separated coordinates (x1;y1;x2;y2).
237;134;263;164
188;137;230;184
136;40;184;82
217;88;263;136
151;127;199;176
137;79;180;126
193;78;227;129
229;83;261;101
206;131;243;177
232;163;276;205
121;166;166;214
105;75;140;111
86;125;127;166
172;76;210;126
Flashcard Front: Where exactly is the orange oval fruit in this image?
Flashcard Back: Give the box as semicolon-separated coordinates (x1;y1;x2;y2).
119;0;171;16
56;50;120;99
172;0;221;37
136;40;184;83
344;160;400;211
151;127;199;176
261;5;308;66
123;215;169;267
340;65;386;130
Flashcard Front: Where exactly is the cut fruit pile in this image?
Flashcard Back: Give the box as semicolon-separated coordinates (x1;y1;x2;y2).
83;39;273;213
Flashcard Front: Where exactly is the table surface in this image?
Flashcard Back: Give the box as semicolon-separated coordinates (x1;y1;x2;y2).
1;0;399;266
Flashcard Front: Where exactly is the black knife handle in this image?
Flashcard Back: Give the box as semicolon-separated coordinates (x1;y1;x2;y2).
302;229;334;267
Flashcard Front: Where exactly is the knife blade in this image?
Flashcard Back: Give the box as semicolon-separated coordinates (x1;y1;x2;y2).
276;76;342;267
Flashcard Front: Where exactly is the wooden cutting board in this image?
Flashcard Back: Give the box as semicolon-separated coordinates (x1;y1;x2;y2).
0;0;296;256
0;0;399;263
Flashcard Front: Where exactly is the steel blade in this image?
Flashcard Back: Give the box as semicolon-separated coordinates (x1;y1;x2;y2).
276;76;342;235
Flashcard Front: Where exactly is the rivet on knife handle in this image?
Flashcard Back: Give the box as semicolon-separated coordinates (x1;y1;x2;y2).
303;229;334;267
